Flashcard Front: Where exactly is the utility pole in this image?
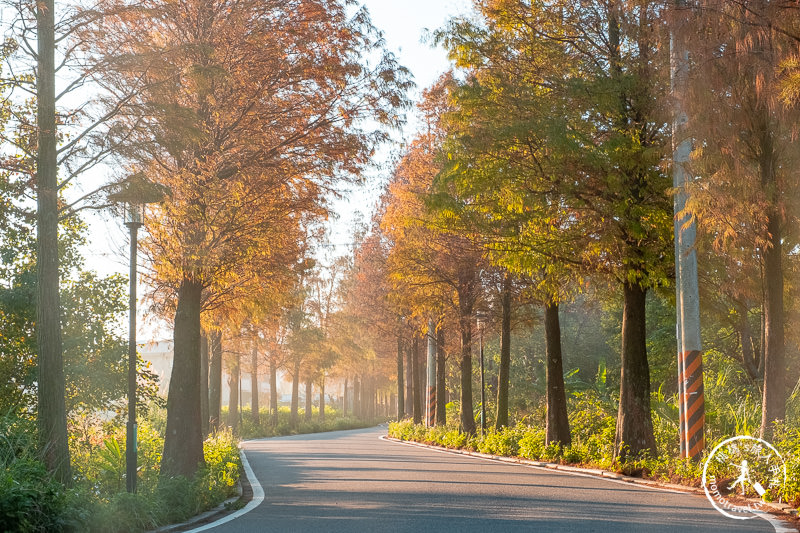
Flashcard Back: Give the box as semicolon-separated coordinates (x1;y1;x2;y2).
671;0;704;460
477;313;486;435
426;320;436;427
397;318;404;421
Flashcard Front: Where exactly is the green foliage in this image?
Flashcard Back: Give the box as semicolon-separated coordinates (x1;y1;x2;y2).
702;348;762;440
773;423;800;506
94;438;125;494
196;429;240;509
236;406;382;440
0;214;157;419
62;270;128;415
0;415;84;532
0;406;239;533
77;423;240;532
0;458;72;532
388;419;427;442
88;491;160;533
477;426;523;456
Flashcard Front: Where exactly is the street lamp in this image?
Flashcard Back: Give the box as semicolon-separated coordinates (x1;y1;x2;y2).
476;310;487;435
109;173;165;493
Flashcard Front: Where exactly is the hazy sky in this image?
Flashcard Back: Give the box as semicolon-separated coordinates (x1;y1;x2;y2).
85;1;474;338
364;0;471;94
322;0;473;250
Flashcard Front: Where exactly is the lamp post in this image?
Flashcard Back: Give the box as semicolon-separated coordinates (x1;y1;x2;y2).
109;173;165;493
477;311;487;435
124;203;142;493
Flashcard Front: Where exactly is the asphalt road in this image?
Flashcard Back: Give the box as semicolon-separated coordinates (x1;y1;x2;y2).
197;426;785;533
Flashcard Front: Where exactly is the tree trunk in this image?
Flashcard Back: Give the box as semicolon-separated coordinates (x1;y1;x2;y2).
736;303;760;381
200;333;209;437
36;0;70;483
371;382;377;419
162;277;205;478
251;343;259;427
290;361;299;428
305;378;312;422
614;282;657;460
761;210;785;438
759;300;766;376
319;377;325;423
371;381;377;419
364;378;371;419
354;377;361;418
270;357;278;427
396;335;404;420
412;334;422;424
436;326;447;426
405;343;412;416
545;302;571;446
228;349;240;434
496;273;512;429
459;311;476;434
343;377;348;417
209;330;222;430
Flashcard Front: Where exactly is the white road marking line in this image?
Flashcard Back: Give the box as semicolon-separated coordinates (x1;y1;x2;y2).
186;446;264;532
381;435;793;533
753;511;797;533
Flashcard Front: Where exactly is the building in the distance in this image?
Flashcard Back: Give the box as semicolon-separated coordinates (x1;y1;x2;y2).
140;340;174;395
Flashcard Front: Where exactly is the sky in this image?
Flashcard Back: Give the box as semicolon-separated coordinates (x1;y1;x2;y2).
321;0;473;252
83;0;475;340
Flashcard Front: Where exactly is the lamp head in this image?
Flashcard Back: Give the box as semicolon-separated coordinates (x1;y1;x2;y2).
108;172;168;228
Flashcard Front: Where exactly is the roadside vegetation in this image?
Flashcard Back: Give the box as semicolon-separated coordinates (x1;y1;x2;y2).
229;406;386;440
0;410;240;533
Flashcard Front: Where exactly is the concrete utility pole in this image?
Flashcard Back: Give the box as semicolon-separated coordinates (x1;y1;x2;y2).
671;0;705;460
397;333;404;421
426;320;436;427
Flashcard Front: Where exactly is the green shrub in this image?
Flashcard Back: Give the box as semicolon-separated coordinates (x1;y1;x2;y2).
240;406;378;439
561;444;584;464
197;429;241;508
477;426;522;456
518;427;545;460
440;428;468;448
771;422;800;506
89;491;159;533
0;457;70;532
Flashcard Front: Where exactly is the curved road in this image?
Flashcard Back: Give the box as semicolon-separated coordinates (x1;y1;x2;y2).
195;426;786;532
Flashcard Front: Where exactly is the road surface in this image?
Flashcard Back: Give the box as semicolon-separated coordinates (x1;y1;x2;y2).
195;426;787;532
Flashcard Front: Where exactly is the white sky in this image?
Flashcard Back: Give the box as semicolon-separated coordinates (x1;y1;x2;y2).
321;0;473;251
83;0;474;340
